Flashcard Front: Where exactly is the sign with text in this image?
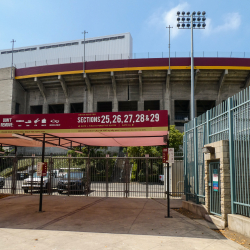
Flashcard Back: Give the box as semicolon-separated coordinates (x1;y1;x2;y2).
213;169;219;192
37;162;48;177
0;110;168;134
162;148;174;163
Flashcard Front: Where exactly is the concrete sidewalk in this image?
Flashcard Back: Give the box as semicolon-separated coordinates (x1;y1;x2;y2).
0;195;245;250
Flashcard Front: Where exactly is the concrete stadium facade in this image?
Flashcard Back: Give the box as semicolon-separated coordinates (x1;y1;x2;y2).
0;33;133;69
1;56;250;135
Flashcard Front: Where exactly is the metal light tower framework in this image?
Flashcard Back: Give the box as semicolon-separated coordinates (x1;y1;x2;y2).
177;11;206;120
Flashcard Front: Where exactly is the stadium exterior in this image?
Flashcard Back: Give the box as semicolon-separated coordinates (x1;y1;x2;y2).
0;32;250;134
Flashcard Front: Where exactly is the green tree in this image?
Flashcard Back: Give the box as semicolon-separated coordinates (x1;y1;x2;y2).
124;125;183;156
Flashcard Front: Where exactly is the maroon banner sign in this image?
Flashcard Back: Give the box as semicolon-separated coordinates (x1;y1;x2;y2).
0;110;168;133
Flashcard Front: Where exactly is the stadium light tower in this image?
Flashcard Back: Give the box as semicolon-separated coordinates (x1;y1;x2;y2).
177;11;206;120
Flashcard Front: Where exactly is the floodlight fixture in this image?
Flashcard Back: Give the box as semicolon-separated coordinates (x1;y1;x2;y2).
176;10;206;120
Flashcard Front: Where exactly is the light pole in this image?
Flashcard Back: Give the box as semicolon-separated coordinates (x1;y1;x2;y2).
82;30;88;73
10;39;16;79
166;25;173;74
177;11;206;120
82;31;88;113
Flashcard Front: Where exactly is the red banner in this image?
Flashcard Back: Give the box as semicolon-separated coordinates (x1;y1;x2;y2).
0;110;168;134
162;148;168;163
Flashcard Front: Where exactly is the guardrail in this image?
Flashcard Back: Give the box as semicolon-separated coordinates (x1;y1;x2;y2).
13;51;250;69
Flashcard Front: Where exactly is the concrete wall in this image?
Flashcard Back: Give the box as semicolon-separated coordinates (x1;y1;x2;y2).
0;67;14;114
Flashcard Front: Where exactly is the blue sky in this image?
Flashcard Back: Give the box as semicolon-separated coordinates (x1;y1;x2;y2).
0;0;249;55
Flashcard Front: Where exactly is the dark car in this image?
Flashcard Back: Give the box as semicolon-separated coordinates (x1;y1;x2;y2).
0;176;5;188
57;172;86;194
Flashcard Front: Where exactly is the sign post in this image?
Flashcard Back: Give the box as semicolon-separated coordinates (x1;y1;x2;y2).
163;146;174;218
39;134;46;212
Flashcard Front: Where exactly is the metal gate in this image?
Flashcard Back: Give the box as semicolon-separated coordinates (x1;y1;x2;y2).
0;156;184;198
209;162;221;216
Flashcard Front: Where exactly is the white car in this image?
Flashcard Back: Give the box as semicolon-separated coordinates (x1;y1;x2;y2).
22;170;60;193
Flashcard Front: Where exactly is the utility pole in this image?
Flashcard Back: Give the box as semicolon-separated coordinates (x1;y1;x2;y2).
10;39;16;79
82;30;88;113
166;25;173;74
82;30;88;73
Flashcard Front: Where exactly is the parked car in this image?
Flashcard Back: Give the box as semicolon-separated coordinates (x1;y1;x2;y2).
0;176;5;188
22;170;60;193
57;172;86;194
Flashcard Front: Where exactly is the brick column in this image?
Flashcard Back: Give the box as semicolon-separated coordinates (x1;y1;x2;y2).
204;140;231;224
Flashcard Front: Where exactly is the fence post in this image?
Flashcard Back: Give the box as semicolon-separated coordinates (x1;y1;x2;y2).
31;156;34;195
86;157;90;197
184;123;188;201
206;110;210;144
68;156;71;196
228;97;236;214
145;155;149;198
106;157;109;197
194;118;198;203
49;156;52;195
11;157;17;195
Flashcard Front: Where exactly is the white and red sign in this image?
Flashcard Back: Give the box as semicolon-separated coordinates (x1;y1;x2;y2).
162;148;174;163
37;162;48;177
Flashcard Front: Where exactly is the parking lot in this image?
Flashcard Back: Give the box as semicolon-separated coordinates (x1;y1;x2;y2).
0;195;245;250
0;178;167;198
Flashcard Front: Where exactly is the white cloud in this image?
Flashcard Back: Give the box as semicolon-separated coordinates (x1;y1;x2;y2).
201;13;241;36
147;4;241;38
162;2;189;38
215;13;241;32
146;2;190;38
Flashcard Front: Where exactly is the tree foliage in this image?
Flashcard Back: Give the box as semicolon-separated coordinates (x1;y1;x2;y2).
124;125;183;156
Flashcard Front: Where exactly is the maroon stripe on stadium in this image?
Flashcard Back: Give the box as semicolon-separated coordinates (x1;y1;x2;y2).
15;58;250;77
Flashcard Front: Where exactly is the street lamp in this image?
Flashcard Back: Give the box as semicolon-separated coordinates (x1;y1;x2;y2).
177;11;206;120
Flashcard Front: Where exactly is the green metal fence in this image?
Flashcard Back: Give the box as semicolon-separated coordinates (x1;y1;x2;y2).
184;87;250;217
